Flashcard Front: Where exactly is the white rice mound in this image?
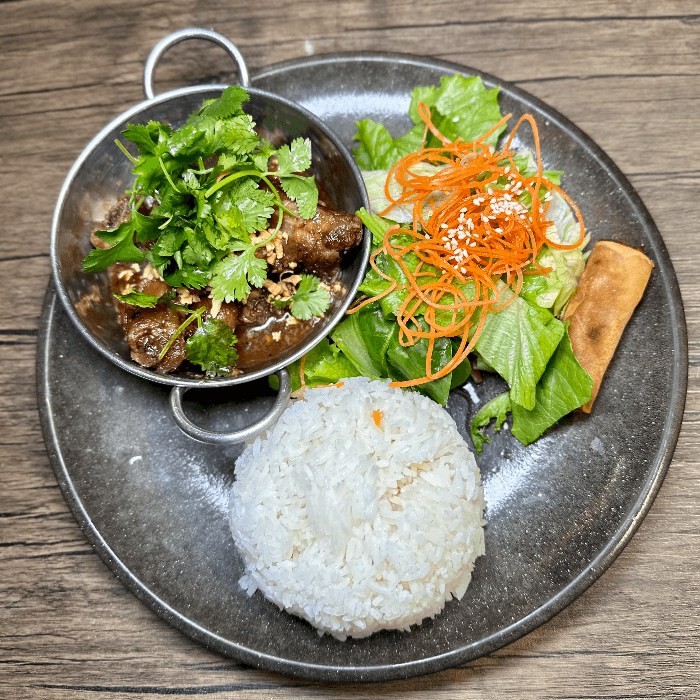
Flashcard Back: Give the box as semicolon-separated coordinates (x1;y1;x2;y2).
229;377;486;640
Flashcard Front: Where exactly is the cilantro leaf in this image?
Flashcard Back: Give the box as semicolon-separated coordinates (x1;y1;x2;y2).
210;248;267;302
289;275;330;320
196;85;249;120
279;174;318;219
181;229;216;267
276;137;312;175
251;139;275;172
85;88;323;320
175;266;212;290
113;290;161;307
113;288;177;308
122;121;172;158
200;214;235;251
132;211;161;243
185;318;239;376
218;114;261;154
82;219;145;273
153;227;187;258
166;87;256;159
213;179;276;237
217;153;244;171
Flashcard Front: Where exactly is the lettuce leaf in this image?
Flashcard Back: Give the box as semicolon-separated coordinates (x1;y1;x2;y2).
270;338;361;393
408;74;505;147
470;325;592;451
330;311;383;380
329;305;454;404
353;74;505;170
511;326;593;444
535;192;589;316
362;164;447;224
356;207;401;247
475;285;565;410
353;119;423;172
387;331;453;405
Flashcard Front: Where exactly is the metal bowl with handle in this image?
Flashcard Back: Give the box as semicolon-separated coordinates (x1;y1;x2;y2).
51;28;370;444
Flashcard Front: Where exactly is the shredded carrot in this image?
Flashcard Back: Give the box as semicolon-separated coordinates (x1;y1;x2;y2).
350;104;585;389
373;409;384;427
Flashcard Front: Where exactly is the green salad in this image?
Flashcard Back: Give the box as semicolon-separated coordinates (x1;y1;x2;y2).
278;74;594;450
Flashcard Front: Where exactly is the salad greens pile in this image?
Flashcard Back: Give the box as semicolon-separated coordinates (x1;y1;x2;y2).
83;86;330;376
281;74;594;449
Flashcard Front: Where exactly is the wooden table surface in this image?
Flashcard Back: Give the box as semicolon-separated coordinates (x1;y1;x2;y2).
2;1;699;697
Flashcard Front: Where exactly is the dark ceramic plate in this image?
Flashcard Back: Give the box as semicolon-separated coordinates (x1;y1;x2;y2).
37;53;687;682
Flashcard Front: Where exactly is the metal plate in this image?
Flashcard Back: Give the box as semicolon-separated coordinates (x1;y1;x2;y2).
37;52;687;682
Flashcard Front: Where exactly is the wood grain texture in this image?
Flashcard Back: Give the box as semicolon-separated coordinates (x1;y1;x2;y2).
1;0;699;697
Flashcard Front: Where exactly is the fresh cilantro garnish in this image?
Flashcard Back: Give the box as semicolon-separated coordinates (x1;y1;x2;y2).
279;275;331;320
82;86;319;296
113;288;177;308
278;174;318;220
81;88;344;380
210;246;268;302
83;219;145;273
113;290;161;307
153;304;238;376
276;137;312;174
186;318;239;377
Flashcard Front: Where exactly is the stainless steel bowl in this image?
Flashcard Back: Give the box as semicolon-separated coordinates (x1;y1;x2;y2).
50;28;370;444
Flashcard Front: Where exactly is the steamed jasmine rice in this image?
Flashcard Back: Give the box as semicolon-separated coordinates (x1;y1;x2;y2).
229;377;486;640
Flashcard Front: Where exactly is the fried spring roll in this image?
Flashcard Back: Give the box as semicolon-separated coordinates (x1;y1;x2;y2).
563;240;654;413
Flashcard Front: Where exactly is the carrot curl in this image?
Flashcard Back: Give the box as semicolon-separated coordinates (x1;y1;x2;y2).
351;105;585;389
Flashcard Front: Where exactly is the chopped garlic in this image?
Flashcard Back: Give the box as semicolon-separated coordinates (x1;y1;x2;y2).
209;297;222;319
263;279;283;296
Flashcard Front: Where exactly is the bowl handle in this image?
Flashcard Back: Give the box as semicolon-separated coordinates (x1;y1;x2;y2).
168;368;291;444
143;28;250;99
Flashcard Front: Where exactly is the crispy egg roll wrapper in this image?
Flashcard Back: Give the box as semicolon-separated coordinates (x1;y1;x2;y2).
563;240;653;412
